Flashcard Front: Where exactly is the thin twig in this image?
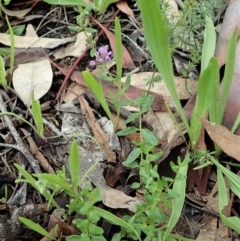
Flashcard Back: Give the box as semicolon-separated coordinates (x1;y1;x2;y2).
0;90;41;174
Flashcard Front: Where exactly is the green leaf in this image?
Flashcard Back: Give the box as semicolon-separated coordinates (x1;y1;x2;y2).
93;206;142;241
123;75;131;92
139;0;189;135
115;17;122;81
15;164;60;208
211;158;240;199
69;140;80;192
201;16;216;73
220;30;238;121
125;112;140;124
190;57;218;148
6;15;14;75
82;71;112;122
116;126;138;136
43;0;87;5
123;148;141;168
163;156;188;240
0;56;7;89
217;169;240;233
6;25;25;35
31;91;44;138
141;129;158;146
19;217;56;240
34;173;71;193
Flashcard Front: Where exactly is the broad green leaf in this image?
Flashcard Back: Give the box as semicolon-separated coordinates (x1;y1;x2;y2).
141;129;158;146
19;217;56;240
201;16;216;73
116;126;138;136
163;156;188;240
69;140;80;192
123;148;141;168
139;0;189;135
82;71;112;122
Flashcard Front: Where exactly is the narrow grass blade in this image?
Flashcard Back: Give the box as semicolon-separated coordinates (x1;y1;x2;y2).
82;71;112;121
217;169;240;233
163;156;188;240
69;140;80;193
220;30;238;121
19;217;56;240
139;0;189;134
93;206;141;241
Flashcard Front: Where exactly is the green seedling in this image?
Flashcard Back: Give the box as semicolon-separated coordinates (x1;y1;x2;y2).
31;91;44;139
0;56;7;90
0;16;15;89
6;15;14;75
43;0;114;13
139;0;238;151
16;140;140;241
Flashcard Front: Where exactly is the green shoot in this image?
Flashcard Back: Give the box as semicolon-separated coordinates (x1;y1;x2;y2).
0;56;7;89
82;71;113;122
5;15;14;75
19;217;56;241
31;91;44;138
69;140;80;193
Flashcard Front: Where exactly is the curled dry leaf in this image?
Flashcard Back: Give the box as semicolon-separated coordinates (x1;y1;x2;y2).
0;2;35;18
116;0;142;28
201;118;240;162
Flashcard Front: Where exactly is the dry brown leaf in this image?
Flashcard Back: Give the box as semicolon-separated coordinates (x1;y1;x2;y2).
121;72;197;108
20;129;55;174
197;183;231;241
53;32;91;59
201;118;240;162
0;33;76;49
13;57;53;105
79;96;116;162
215;0;240;68
116;0;142;28
92;17;136;69
0;2;34;18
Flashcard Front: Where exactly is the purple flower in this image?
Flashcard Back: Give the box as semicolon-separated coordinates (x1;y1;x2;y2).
89;46;112;67
89;60;96;67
